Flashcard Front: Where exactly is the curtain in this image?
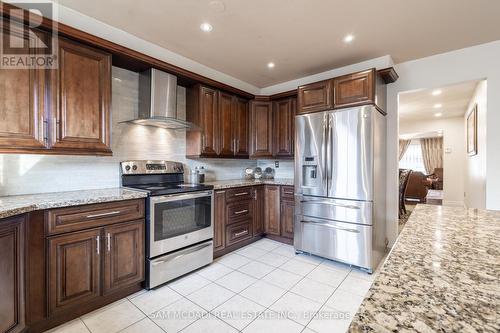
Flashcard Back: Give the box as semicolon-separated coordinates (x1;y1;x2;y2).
420;137;443;174
399;139;412;161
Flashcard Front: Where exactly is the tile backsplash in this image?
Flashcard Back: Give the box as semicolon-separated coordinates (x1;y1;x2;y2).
0;67;293;196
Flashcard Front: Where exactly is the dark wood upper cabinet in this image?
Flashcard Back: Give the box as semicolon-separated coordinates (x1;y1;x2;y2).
51;37;112;155
187;85;249;158
264;185;281;236
218;91;234;157
187;85;219;157
233;97;250;157
0;215;25;333
333;69;375;108
214;190;226;253
48;228;102;315
103;221;144;295
297;80;333;114
0;22;48;152
273;97;296;158
250;101;273;158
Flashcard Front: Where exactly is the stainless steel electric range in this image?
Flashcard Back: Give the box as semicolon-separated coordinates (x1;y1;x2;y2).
121;160;214;289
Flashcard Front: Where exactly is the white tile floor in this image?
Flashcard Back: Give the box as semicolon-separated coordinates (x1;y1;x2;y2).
46;239;380;333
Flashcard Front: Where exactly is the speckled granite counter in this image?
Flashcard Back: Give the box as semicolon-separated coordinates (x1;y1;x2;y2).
349;204;500;332
0;188;148;219
205;178;294;190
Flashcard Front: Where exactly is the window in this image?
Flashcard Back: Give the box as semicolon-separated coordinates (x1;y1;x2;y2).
399;141;426;173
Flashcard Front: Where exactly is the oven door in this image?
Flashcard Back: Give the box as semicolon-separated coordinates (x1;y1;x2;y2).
149;190;213;258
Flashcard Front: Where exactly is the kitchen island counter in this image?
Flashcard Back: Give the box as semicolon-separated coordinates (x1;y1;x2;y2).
348;204;500;332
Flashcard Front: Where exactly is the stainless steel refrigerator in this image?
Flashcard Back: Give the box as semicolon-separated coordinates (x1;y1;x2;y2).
294;105;386;273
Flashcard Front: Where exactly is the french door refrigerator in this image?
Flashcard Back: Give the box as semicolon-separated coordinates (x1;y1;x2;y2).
294;105;386;272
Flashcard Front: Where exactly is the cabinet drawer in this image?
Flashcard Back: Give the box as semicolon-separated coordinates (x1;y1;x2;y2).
226;221;253;247
225;187;253;202
46;199;145;235
227;200;253;224
280;186;295;201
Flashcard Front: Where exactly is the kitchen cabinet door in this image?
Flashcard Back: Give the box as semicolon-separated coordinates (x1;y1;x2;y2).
333;69;375;108
273;97;296;158
103;221;144;294
214;191;226;253
199;86;219;156
264;185;281;236
48;228;102;314
250;101;273;158
233;97;250;157
253;186;265;236
218;91;235;157
0;22;48;152
297;79;333;114
280;200;295;239
0;215;25;333
51;37;112;155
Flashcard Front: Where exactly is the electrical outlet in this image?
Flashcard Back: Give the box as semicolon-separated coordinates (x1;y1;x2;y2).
275;161;279;168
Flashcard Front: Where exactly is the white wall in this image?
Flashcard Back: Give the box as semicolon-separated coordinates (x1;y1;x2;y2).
464;80;487;209
386;40;500;246
399;117;465;206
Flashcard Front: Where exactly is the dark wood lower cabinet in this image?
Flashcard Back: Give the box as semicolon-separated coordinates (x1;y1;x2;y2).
280;200;295;239
48;229;101;315
103;221;144;294
253;186;265;236
214;191;226;253
264;185;281;236
0;215;25;333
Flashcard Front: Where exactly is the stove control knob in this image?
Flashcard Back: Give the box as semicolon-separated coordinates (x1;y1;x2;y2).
125;165;131;171
132;165;138;171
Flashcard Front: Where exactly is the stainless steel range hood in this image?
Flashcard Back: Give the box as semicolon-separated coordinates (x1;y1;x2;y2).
123;69;197;130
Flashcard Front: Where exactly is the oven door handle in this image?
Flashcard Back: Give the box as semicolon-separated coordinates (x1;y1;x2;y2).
150;191;213;203
151;242;213;266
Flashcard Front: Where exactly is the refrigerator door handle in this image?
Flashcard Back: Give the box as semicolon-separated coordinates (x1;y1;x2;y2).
326;113;333;192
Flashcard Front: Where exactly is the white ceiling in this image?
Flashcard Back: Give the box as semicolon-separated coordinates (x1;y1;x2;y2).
399;80;479;122
55;0;500;88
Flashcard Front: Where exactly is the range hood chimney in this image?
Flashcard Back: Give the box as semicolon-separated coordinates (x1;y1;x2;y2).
123;69;197;129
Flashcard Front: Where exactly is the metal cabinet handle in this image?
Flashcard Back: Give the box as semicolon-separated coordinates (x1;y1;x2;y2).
234;230;248;237
300;220;360;233
96;236;100;255
43;120;49;144
234;209;248;215
107;233;111;252
86;211;121;219
234;192;249;196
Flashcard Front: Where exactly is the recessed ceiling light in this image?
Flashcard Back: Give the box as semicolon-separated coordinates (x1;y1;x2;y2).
432;89;442;96
434;113;443;117
200;23;213;32
433;103;442;108
267;62;275;69
343;34;355;43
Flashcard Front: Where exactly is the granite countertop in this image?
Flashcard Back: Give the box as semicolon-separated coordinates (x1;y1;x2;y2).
205;178;294;190
349;204;500;332
0;188;148;219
